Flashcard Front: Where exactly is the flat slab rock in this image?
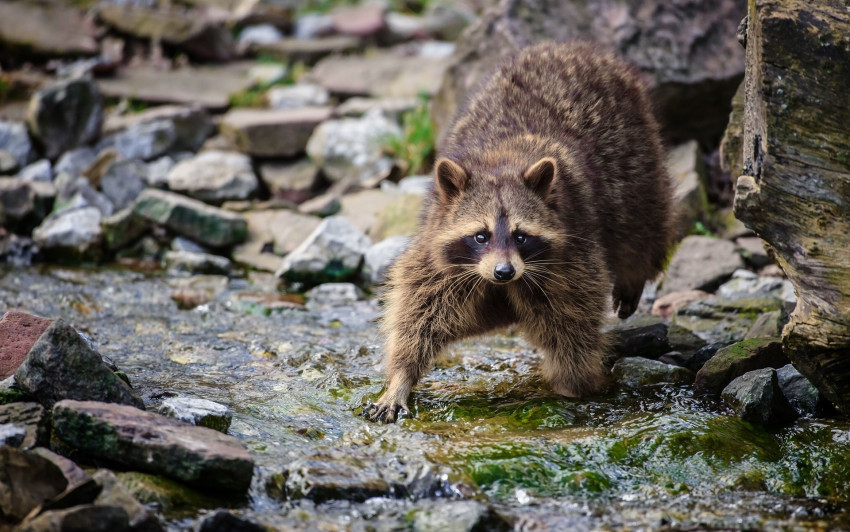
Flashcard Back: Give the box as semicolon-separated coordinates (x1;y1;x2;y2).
52;400;253;494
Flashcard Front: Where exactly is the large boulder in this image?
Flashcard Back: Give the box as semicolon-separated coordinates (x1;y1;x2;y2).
432;0;746;146
732;0;850;412
26;77;104;160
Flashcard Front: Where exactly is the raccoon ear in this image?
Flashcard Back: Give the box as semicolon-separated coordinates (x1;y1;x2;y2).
435;158;468;201
523;157;557;196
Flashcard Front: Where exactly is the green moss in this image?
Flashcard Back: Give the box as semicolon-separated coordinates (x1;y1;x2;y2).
382;94;435;177
117;471;231;519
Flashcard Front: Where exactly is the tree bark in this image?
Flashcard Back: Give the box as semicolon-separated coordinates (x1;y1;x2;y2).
733;0;850;412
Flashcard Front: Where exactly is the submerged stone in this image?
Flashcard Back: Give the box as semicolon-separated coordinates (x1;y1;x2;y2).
694;338;788;395
410;501;511;532
283;457;405;503
722;368;797;426
611;357;694;390
16;504;130;532
196;511;267;532
52;400;253;494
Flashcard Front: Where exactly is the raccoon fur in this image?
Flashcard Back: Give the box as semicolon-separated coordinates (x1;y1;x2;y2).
364;41;675;423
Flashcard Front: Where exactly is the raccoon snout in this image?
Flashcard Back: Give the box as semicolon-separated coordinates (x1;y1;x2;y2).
493;263;516;282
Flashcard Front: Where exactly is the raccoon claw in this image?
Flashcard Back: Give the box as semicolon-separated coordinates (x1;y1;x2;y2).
362;401;408;424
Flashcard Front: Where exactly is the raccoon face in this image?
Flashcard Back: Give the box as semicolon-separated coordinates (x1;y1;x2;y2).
434;158;562;284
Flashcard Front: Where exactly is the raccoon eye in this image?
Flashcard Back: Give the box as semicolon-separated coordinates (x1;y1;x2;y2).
474;232;488;244
514;233;527;245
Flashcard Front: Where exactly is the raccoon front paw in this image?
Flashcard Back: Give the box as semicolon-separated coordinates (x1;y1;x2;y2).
362;400;409;423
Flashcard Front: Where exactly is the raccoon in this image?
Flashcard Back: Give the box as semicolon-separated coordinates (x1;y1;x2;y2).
364;41;675;423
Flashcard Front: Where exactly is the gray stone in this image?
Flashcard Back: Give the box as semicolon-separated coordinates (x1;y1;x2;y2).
248;63;289;86
258;159;320;203
52;400;254;493
306;283;365;308
101;105;213;153
101;159;147;211
163;250;232;276
745;310;783;340
143;155;176;188
133;189;248;248
32;206;102;258
0;178;53;232
276;216;371;284
659;236;745;296
417;41;456;59
0;424;26;447
667;140;708;237
232;209;321;273
736;237;772;268
0;1;98;58
267;83;329;110
54;147;97;178
423;1;476;41
53;174;114;217
674;295;782;345
101;208;148;251
171;236;207;254
307;54;450;98
776;364;823;417
0;447;72;521
98;119;177;162
158;397;232;433
16;504;131;532
611;357;694;390
220;107;332;157
297;192;341;218
238;23;284;46
0;149;18;174
362;235;409;285
250;36;361;66
658;342;732;374
166;151;258;205
0;121;33;169
284;457;401;502
92;469;163;532
386;12;427;43
606;317;672;360
412;501;509;532
16;159;52;183
338;188;398;235
722;368;796;426
306;110;401;184
15;319;143;409
197;511;266;532
716;270;795;302
336;96;419;120
0;402;48;450
27;77;104;160
694;338;788;396
294;13;334;40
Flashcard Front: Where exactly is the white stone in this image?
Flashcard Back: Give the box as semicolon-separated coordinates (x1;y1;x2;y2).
267;83;329;110
238;24;284;45
33;206;102;251
0;121;33;168
16;159;52;183
362;235;409;285
276;216;372;279
167;150;258;204
306;282;365;307
158;397;232;433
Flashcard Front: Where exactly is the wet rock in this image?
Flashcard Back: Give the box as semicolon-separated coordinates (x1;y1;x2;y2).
362;235;409;285
100;159;147;211
97;64;256;111
267;84;329;110
238;23;284;46
197;511;266;532
54;147;97;180
306;110;401;184
722;368;796;427
667;140;708;236
666;323;708;357
15;318;143;409
659;236;745;296
283;457;404;503
0;178;53;233
659;341;732;373
611;357;695;390
0;121;33;170
694;338;788;396
338;189;398;235
0;446;71;521
92;469;163;532
0;2;98;58
736;237;772;268
101;208;148;251
608;317;672;360
276;216;371;284
336;96;419;119
411;501;510;532
330;4;386;38
27;77;103;160
96;4;234;61
17;159;52;183
133;189;248;248
370;193;425;241
163;251;232;276
307;54;450;98
32;206;102;259
102;105;213;155
306;283;365;308
158;397;232;433
53;400;254;493
258;160;321;203
16;504;130;532
0;423;25;448
167;151;258;205
0;402;48;450
745;310;782;340
432;0;745;145
113;471;222;516
776;364;823;417
251;36;362;66
220;107;332;157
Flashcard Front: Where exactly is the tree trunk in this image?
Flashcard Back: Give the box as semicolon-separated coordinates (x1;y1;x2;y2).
733;0;850;412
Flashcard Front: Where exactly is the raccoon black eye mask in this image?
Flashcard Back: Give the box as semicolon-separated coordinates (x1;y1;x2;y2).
364;41;675;423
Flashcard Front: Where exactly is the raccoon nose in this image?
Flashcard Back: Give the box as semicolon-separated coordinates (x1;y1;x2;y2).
494;263;515;281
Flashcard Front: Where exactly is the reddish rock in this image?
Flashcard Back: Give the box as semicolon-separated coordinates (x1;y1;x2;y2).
651;290;710;320
331;4;386;37
0;312;52;380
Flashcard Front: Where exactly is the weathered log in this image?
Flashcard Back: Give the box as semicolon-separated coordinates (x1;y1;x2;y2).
733;0;850;412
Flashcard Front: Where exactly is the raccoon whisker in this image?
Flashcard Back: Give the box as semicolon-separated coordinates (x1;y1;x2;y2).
460;276;484;308
524;270;556;309
523;268;578;290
